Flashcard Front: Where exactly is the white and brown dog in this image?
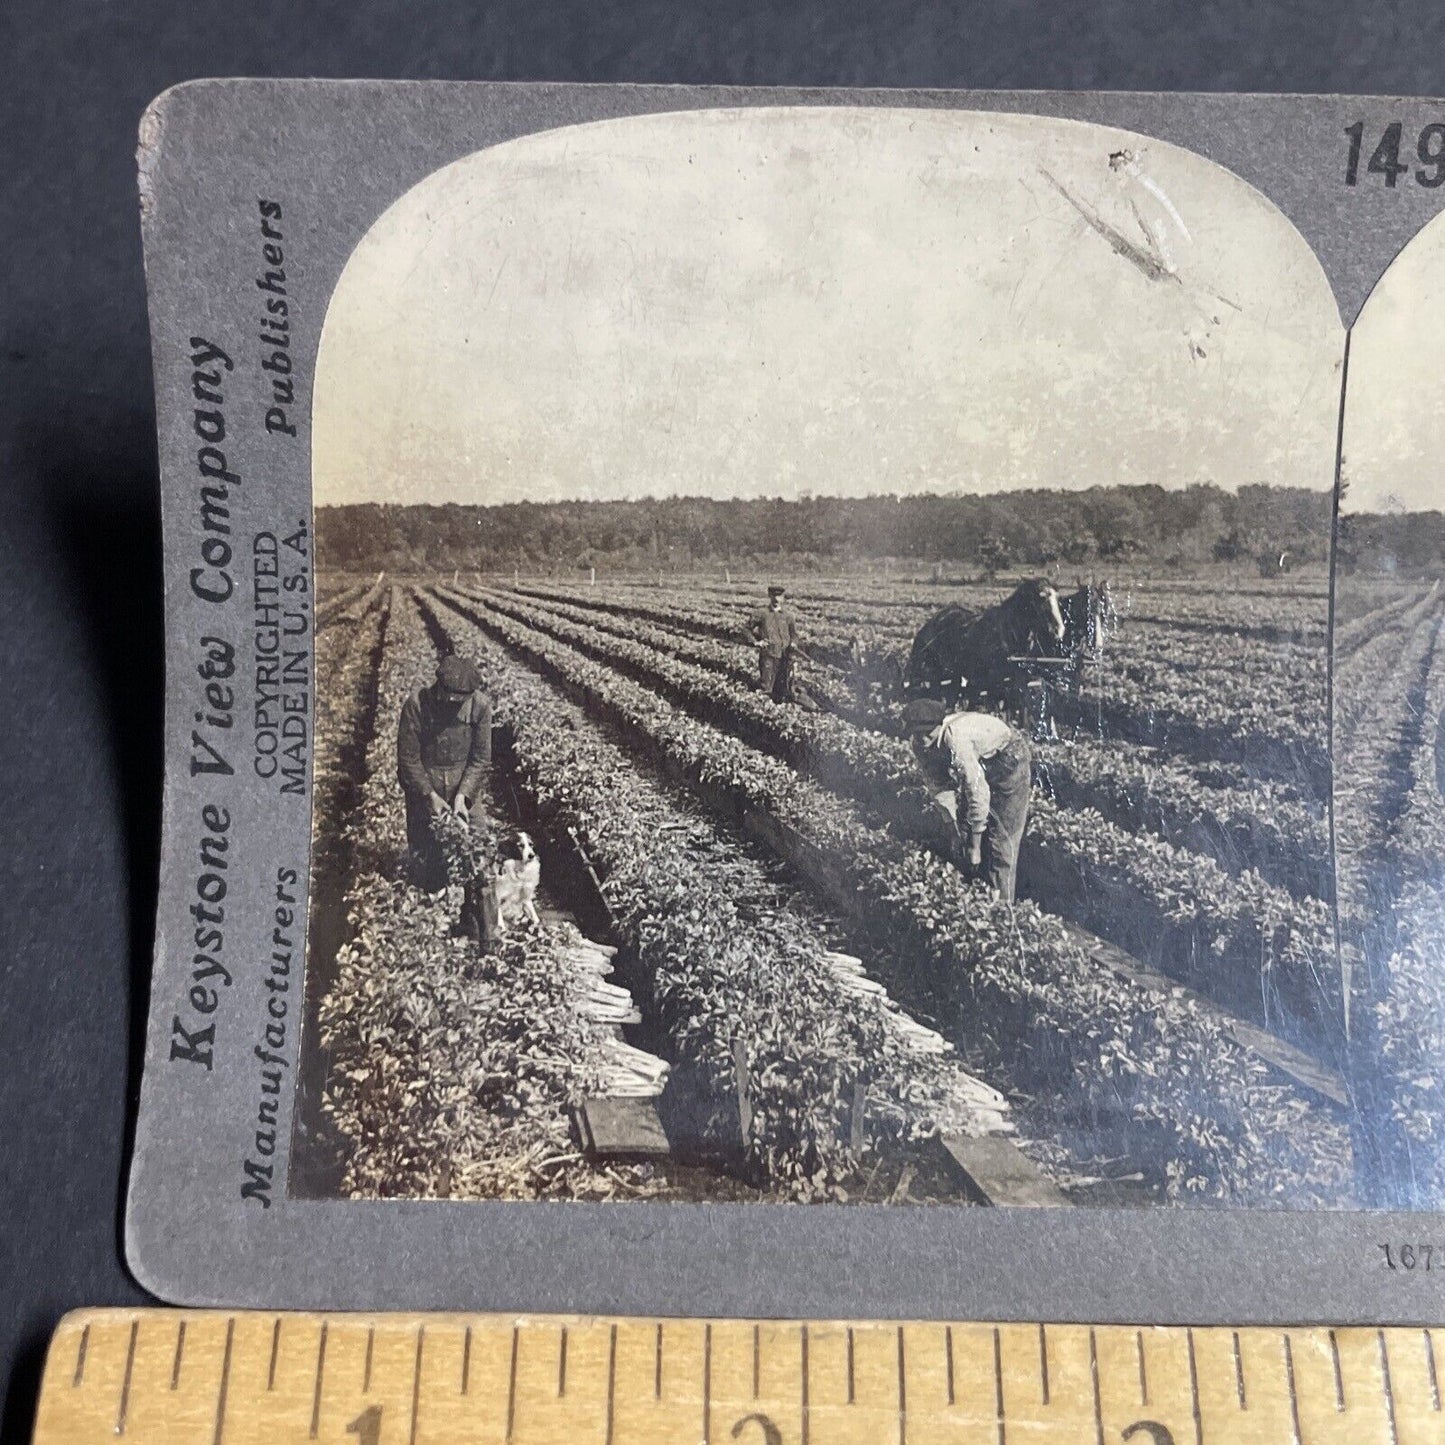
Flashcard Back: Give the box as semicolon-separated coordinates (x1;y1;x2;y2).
491;831;542;934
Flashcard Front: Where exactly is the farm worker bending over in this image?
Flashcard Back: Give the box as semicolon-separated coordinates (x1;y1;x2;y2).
397;653;499;938
746;584;817;710
902;698;1032;904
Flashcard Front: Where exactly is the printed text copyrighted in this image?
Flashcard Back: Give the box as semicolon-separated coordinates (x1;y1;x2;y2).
165;198;315;1213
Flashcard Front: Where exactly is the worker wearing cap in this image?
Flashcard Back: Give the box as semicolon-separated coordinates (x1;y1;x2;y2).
746;584;815;709
902;698;1032;904
397;652;495;896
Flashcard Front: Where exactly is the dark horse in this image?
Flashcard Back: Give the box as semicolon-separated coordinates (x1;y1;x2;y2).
903;579;1066;713
1055;580;1117;687
1013;580;1118;733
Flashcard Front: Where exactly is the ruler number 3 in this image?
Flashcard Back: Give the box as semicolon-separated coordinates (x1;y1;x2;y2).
1345;120;1445;187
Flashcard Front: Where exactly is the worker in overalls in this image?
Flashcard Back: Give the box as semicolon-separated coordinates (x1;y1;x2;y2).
396;652;498;941
902;697;1032;904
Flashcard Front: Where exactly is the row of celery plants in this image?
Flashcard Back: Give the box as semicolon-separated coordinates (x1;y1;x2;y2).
418;593;1002;1198
435;587;1351;1204
515;580;1327;787
316;590;624;1201
464;586;1341;1042
1334;582;1434;659
310;588;391;882
1354;600;1445;1205
499;586;1330;900
1333;604;1443;931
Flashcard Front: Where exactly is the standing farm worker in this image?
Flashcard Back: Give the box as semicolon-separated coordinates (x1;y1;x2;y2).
902;697;1032;904
397;652;499;939
746;584;817;710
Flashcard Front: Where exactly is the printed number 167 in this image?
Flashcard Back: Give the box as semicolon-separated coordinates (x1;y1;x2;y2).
1345;121;1445;187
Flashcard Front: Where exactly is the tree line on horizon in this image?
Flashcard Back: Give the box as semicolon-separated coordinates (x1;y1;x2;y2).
313;483;1442;577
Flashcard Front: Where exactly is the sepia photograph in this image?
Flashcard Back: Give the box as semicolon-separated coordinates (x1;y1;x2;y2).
1333;209;1445;1209
288;105;1359;1210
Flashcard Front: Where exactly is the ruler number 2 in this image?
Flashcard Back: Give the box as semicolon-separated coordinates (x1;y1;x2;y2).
732;1415;782;1443
346;1405;382;1445
1345;120;1445;187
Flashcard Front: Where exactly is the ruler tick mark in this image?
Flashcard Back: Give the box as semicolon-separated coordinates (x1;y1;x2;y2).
654;1322;663;1399
897;1326;907;1445
1039;1323;1050;1406
1329;1328;1345;1411
309;1322;328;1439
171;1321;186;1391
605;1324;617;1445
993;1326;1005;1445
704;1323;713;1445
115;1319;139;1435
1426;1329;1441;1410
754;1323;761;1399
1136;1329;1149;1407
363;1326;374;1394
800;1324;809;1445
847;1328;855;1403
1187;1328;1203;1445
506;1326;519;1444
1088;1328;1102;1445
1379;1330;1400;1445
461;1325;471;1395
558;1325;568;1397
1231;1330;1245;1409
211;1318;234;1445
268;1318;281;1391
72;1324;89;1388
1283;1334;1302;1445
408;1327;424;1445
945;1326;955;1407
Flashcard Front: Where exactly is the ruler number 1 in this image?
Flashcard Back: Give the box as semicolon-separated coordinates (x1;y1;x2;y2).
1345;120;1445;188
346;1405;382;1445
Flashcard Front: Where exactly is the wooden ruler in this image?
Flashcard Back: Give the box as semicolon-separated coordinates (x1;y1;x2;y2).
31;1309;1445;1443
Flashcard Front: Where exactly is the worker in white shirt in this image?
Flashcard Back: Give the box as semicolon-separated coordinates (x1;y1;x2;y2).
902;697;1032;903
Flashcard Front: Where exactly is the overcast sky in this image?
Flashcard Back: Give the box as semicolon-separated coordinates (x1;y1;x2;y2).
1341;211;1445;515
314;106;1344;508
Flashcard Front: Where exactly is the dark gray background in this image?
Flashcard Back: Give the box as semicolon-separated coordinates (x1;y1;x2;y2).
4;3;1445;1438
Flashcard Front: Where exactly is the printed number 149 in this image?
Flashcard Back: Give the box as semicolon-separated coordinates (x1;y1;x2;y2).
1345;121;1445;187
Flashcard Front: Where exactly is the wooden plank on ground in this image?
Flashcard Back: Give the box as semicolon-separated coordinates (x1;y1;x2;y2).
1058;922;1350;1109
1223;1015;1351;1108
576;1098;671;1159
937;1135;1070;1207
